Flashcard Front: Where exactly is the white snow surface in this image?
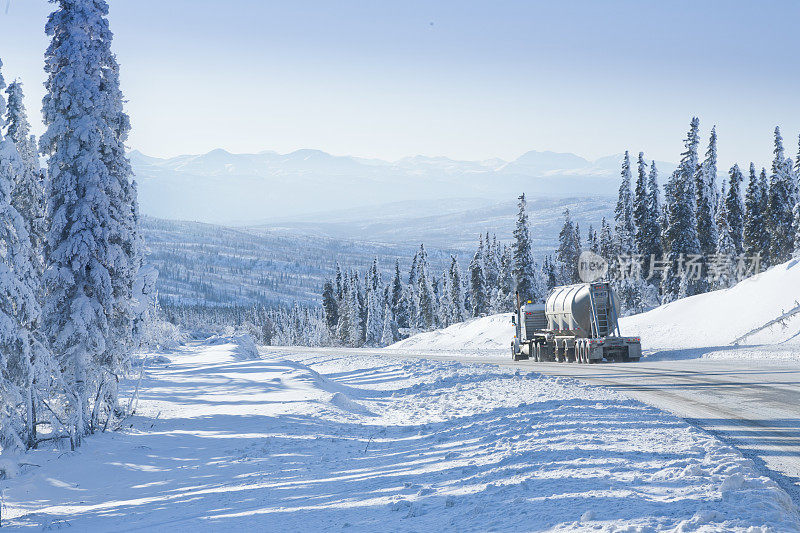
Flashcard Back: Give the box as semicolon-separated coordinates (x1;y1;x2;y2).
388;313;513;355
1;339;798;531
621;258;800;353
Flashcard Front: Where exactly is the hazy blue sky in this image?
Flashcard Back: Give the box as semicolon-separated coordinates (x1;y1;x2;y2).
1;0;798;168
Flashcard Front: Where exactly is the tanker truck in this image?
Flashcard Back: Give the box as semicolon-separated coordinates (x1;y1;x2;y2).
511;281;641;363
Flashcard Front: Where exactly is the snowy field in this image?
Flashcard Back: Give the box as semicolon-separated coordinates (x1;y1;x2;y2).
1;339;798;531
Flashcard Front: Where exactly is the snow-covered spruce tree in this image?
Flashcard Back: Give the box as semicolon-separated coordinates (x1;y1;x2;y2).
794;135;800;206
512;194;538;301
448;256;466;324
542;255;558;291
633;152;649;257
743;163;767;260
469;250;487;316
586;225;598;253
661;117;701;303
633;159;663;282
438;266;452;327
390;261;409;329
380;300;396;346
40;0;141;443
557;209;580;283
337;273;352;343
93;0;141;420
347;277;363;346
0;75;53;451
416;268;436;329
767;128;794;265
493;247;514;312
614;151;635;254
599;218;614;260
5;81;46;265
793;202;800;258
724;164;745;255
364;290;383;346
714;187;737;289
483;232;498;299
321;280;339;334
646;161;663;257
695;126;718;257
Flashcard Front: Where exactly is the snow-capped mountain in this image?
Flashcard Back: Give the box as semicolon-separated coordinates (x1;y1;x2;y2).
130;148;676;225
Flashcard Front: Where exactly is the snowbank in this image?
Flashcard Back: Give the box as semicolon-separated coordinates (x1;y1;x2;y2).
203;332;260;360
621;258;800;350
387;314;512;354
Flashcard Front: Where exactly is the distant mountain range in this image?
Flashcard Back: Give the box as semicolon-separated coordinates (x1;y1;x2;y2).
130;148;677;226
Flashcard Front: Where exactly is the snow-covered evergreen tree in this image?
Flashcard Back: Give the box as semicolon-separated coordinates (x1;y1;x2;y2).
614;151;635;254
767;128;794;264
635;159;663;278
0;67;52;451
633;152;649;255
416;268;436;329
557;209;580;283
599;218;614;260
512;194;538;301
448;256;466;324
714;187;737;289
40;0;141;443
542;255;558;291
364;290;383;346
661;118;701;302
586;224;598;253
493;247;514;312
793;202;800;258
390;261;407;329
696;126;718;257
4;81;45;266
743;163;767;260
337;274;351;343
380;300;396;346
322;280;338;333
347;276;363;347
469;250;487;316
724;164;745;255
483;232;498;296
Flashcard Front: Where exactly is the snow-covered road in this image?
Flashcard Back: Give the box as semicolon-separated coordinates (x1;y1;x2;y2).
2;341;799;531
382;347;800;503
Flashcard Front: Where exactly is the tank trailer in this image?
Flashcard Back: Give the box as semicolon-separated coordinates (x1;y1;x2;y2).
511;282;642;363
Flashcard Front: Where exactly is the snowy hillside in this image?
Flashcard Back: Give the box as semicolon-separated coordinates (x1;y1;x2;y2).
387;314;513;354
621;258;800;350
131;148;673;225
3;340;797;530
143;216;467;306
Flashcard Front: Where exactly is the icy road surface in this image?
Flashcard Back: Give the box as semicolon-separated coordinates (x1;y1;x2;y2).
2;341;798;531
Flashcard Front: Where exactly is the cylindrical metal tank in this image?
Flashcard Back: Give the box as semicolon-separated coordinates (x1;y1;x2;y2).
544;283;620;338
